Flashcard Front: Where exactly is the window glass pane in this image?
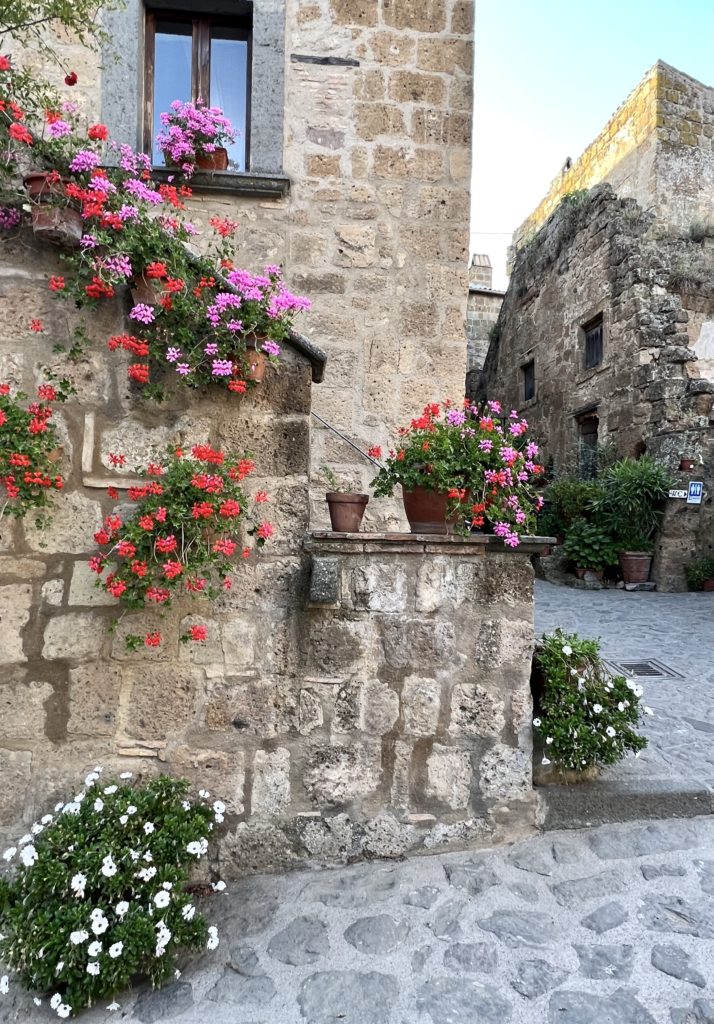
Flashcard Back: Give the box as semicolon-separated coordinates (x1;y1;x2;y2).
152;20;193;165
210;27;248;171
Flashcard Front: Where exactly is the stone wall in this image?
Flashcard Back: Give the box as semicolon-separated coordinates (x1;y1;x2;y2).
12;0;474;530
512;62;714;253
483;185;714;591
465;254;504;385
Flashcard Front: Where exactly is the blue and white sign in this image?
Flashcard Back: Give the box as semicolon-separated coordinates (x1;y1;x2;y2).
687;481;704;505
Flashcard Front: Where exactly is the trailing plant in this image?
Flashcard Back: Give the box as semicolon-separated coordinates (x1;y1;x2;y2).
533;629;649;771
562;519;618;571
89;444;273;649
0;377;72;524
370;398;544;545
589;456;672;552
0;771;224;1018
684;553;714;591
156;100;236;176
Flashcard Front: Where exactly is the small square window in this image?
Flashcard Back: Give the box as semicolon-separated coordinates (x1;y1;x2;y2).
583;315;603;370
522;359;535;402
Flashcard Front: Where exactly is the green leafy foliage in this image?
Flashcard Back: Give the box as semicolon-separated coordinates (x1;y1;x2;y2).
533;629;648;771
0;0;124;55
684;553;714;591
589;456;672;552
540;478;604;535
562;519;618;571
0;772;223;1017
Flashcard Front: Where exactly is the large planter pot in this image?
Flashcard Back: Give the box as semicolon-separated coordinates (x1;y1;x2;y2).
703;578;714;592
196;147;229;172
619;551;652;584
326;492;368;532
402;486;459;535
23;172;66;202
30;204;82;249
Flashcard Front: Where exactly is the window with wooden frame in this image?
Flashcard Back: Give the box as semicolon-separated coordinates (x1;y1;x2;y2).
582;313;603;370
144;9;252;172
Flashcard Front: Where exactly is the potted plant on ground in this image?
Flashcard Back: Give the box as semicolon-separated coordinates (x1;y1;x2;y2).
541;477;604;543
156;100;236;175
685;554;714;592
532;629;648;783
589;456;672;584
562;519;618;580
370;399;543;542
321;464;369;533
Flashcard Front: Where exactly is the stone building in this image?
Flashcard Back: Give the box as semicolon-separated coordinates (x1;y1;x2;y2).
465;253;504;395
485;61;714;591
0;2;551;873
512;61;714;252
483;183;714;591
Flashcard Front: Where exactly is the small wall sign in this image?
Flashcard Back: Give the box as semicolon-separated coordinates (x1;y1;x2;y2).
668;489;687;499
687;481;704;505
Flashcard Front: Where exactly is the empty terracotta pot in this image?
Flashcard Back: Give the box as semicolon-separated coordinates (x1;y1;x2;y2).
326;492;369;532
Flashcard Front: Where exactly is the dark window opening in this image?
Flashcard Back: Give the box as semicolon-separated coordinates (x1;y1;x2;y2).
522;359;535;402
583;314;603;370
577;412;599;479
144;8;252;172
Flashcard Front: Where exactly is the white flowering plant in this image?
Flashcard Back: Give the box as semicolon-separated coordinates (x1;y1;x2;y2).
533;629;649;771
0;772;226;1018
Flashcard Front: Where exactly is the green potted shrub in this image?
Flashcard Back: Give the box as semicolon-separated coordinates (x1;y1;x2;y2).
589;457;672;584
685;553;714;592
542;478;604;542
562;519;618;579
532;629;648;781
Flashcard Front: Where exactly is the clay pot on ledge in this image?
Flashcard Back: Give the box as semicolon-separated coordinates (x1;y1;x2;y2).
401;486;463;535
196;147;229;172
679;458;695;472
326;492;369;532
29;204;82;249
23;172;67;202
129;274;162;307
619;551;652;584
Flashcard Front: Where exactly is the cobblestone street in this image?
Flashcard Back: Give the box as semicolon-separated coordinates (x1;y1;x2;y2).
2;584;713;1024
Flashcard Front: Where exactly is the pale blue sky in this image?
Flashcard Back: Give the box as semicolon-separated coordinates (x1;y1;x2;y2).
472;0;714;288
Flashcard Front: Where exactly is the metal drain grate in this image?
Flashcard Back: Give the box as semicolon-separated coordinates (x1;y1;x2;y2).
608;658;683;680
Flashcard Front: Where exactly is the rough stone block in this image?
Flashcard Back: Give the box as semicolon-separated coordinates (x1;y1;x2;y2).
303;618;373;677
479;744;531;803
382;0;447;32
304;742;382;805
0;583;31;663
309;557;341;605
351;563;407;612
42;611;105;661
426;744;472;809
334;678;399;735
122;665;200;740
220;619;257;670
402;675;442;736
68;560;119;606
355;103;406;142
449;683;505;739
24;491;103;555
67;665;123;736
0;749;31;825
389;72;446;106
251;748;291;817
0;680;51;738
170;747;245;814
329;0;378;25
298;688;324;735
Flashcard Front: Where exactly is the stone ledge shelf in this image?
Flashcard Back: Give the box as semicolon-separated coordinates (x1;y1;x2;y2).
306;531;555;556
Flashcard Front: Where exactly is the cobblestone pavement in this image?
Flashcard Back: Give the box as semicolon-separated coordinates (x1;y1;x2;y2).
3;816;714;1024
535;581;714;802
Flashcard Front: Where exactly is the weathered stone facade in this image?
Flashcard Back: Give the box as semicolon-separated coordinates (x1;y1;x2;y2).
512;62;714;254
465;254;504;395
483;185;714;591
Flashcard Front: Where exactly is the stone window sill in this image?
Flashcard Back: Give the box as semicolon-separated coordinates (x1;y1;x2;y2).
150;167;291;198
576;362;611;385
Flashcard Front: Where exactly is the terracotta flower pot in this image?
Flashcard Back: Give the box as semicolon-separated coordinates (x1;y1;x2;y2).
402;486;461;535
679;458;695;472
326;492;368;532
619;551;652;584
23;172;67;202
30;204;82;249
703;578;714;592
245;349;267;383
130;274;161;306
196;147;229;172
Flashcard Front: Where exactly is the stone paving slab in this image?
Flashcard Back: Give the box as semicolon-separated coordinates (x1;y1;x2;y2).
2;816;714;1023
534;582;714;827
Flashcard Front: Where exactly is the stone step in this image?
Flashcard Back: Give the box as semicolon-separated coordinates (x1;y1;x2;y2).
536;778;714;831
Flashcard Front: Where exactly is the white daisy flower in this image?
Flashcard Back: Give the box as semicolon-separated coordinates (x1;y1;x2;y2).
186;841;201;856
127;805;137;815
592;704;602;714
199;789;210;799
162;881;173;890
545;736;553;745
154;891;170;908
212;800;226;814
206;925;219;950
101;856;117;878
107;1002;121;1011
115;901;129;917
108;942;123;958
41;814;53;824
31;823;44;835
57;1002;72;1018
119;771;133;779
532;717;541;727
606;726;617;737
87;963;100;976
55;962;64;974
0;976;8;995
91;916;109;936
34;997;42;1005
212;880;226;892
50;994;62;1010
541;756;551;766
88;941;102;957
103;785;118;795
119;815;128;825
2;848;16;861
562;645;573;656
93;798;104;812
71;872;86;897
85;772;99;787
20;845;38;867
174;969;181;979
181;903;195;922
144;822;155;835
69;930;89;945
644;706;653;715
